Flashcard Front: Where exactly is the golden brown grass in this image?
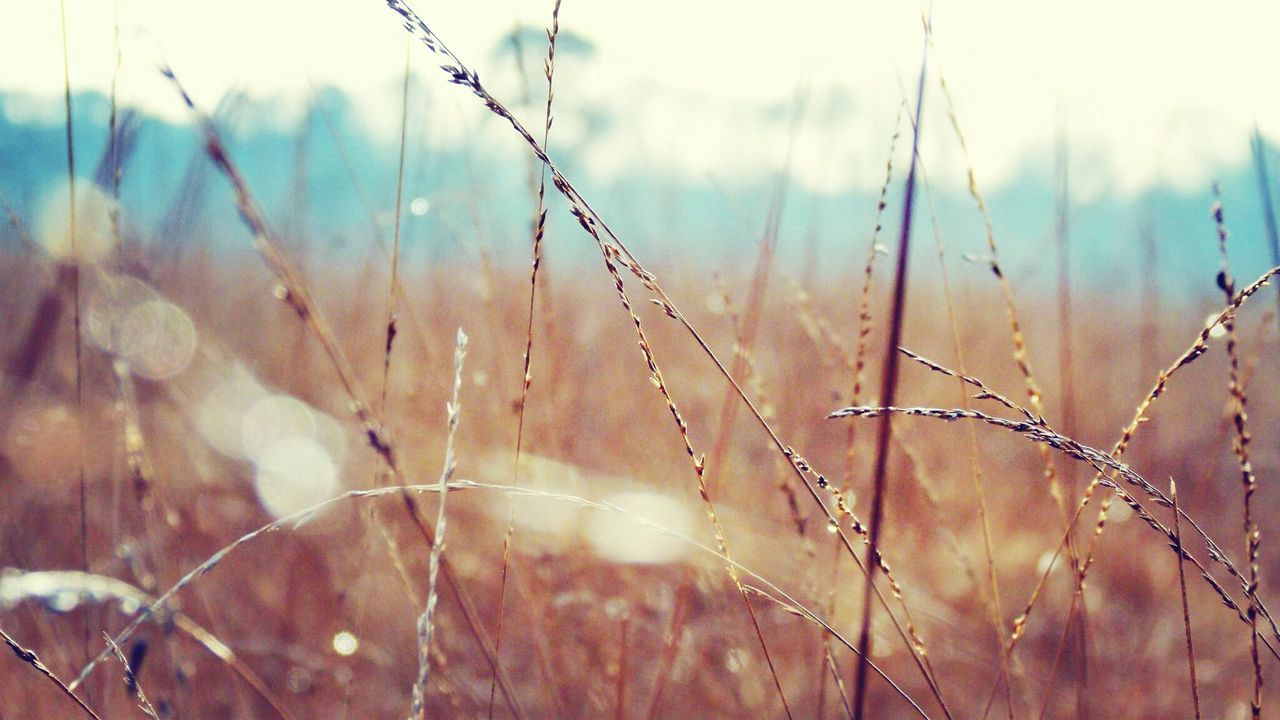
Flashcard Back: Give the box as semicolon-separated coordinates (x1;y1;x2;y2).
3;235;1280;716
3;5;1280;719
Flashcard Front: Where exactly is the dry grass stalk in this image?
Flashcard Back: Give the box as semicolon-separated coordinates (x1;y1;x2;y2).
1053;130;1076;466
57;0;77;260
805;115;926;707
790;335;913;718
852;32;935;720
1058;260;1280;627
1211;187;1262;718
1;568;297;719
901;338;1218;597
344;38;413;720
1038;479;1111;720
491;3;560;715
58;0;94;681
160;66;383;452
486;523;516;719
937;73;1072;538
891;426;997;700
1052;145;1083;720
515;0;560;475
779;302;920;697
823;641;854;718
1172;480;1203;719
589;217;795;719
916;157;1015;717
942;137;1104;718
844;99;904;486
105;634;159;720
939;58;1092;709
735;582;920;713
802;444;941;692
2;624;102;720
876;342;1271;561
827;399;1279;659
378;36;412;422
643;575;690;720
410;328;468;720
712;300;950;707
954;260;1280;705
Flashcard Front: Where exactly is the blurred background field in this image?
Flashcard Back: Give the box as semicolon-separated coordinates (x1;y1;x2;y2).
3;2;1280;719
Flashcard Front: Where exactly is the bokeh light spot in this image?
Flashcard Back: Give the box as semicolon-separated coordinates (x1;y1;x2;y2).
253;437;339;519
332;630;358;656
118;300;198;380
586;492;691;564
35;181;116;265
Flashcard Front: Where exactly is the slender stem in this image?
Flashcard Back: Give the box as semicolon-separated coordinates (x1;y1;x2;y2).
614;617;629;720
58;0;91;688
1252;128;1280;320
2;626;102;720
1053;119;1091;719
491;3;560;716
852;27;928;720
409;330;468;720
1172;480;1203;720
1212;186;1262;719
919;150;1015;719
379;36;412;422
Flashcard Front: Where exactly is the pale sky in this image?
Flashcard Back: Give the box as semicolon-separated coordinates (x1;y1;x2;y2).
4;1;1279;198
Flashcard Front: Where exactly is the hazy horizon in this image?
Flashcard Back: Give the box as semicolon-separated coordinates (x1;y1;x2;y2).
3;85;1279;300
5;1;1279;198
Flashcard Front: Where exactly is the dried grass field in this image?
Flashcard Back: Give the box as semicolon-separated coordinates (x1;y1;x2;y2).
3;2;1280;719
